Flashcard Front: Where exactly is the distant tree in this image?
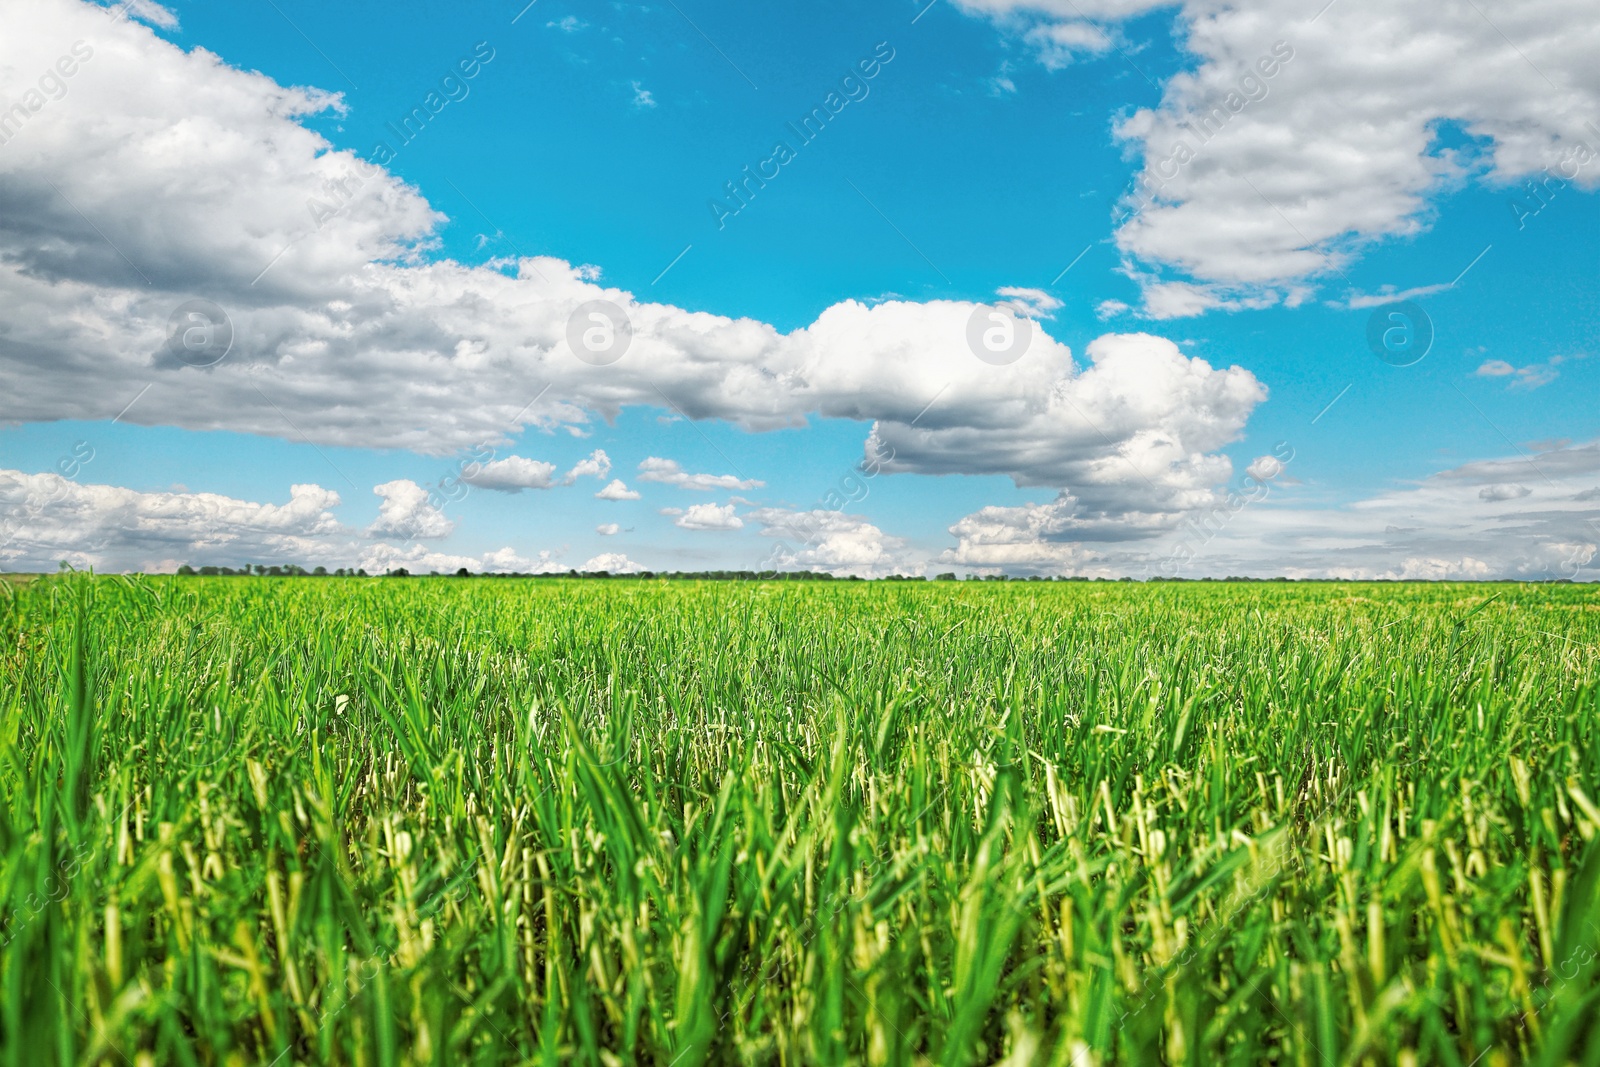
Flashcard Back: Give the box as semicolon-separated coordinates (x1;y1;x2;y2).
313;566;327;576
456;567;471;577
177;564;196;575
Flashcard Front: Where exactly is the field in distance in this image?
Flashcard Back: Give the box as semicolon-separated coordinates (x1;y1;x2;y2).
2;575;1598;1065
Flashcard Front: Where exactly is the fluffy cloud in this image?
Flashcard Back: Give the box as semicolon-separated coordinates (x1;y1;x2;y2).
940;440;1600;580
581;552;644;573
595;479;641;501
1244;454;1289;483
0;0;1260;543
368;480;454;539
480;546;566;574
563;449;611;483
596;522;621;536
748;507;915;578
461;456;558;492
638;458;763;492
0;466;341;572
866;331;1264;521
961;0;1600;313
0;464;593;574
672;503;744;531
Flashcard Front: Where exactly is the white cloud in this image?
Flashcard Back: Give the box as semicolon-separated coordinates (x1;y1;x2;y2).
962;0;1600;314
596;522;621;536
673;502;743;531
367;480;453;540
1244;454;1286;482
950;0;1168;67
1134;279;1280;321
595;479;641;501
940;440;1600;580
995;286;1063;318
630;81;656;109
563;448;611;483
1343;283;1455;310
462;455;558;492
480;546;567;573
865;331;1264;522
939;493;1169;576
0;463;586;574
638;458;763;492
1473;354;1583;391
0;466;341;572
582;552;644;573
0;1;1259;543
748;507;915;578
117;0;179;29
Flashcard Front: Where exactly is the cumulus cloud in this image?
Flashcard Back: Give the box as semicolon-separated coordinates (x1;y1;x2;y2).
0;0;1261;545
673;503;743;531
866;331;1263;522
637;458;763;492
582;552;644;573
596;522;621;535
961;0;1600;313
595;479;641;501
940;440;1600;580
748;507;915;578
1244;454;1287;482
480;547;567;573
0;464;590;574
937;492;1176;577
0;466;341;572
461;456;558;492
563;448;611;483
368;480;454;539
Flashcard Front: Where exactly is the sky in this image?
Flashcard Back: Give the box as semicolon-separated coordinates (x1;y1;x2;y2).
0;0;1597;579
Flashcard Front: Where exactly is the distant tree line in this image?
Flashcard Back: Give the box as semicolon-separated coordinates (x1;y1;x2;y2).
49;564;1576;583
168;565;1344;582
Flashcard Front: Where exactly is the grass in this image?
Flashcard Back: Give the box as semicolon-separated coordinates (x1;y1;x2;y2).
0;574;1598;1065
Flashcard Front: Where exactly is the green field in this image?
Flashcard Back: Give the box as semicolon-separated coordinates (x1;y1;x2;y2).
2;576;1598;1065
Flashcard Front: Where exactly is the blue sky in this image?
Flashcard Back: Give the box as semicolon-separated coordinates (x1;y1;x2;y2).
1;0;1597;578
